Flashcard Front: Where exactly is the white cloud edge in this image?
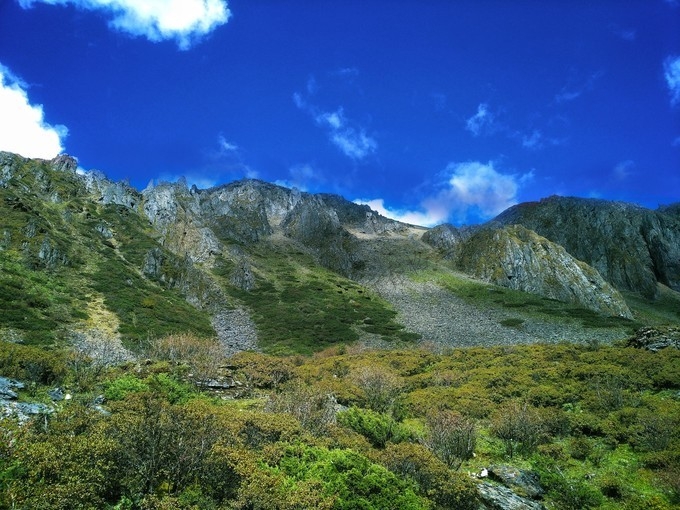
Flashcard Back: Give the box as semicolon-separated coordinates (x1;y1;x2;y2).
0;63;67;159
18;0;231;49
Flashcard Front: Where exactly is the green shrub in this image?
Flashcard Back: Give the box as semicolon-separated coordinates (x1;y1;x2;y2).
104;375;149;401
338;407;410;448
268;443;428;510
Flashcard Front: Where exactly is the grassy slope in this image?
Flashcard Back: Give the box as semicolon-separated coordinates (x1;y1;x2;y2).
0;157;214;347
213;239;419;355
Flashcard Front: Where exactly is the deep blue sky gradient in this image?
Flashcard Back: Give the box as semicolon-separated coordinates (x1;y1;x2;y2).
1;0;678;225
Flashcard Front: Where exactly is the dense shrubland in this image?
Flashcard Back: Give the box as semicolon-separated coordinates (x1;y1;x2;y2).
1;337;679;509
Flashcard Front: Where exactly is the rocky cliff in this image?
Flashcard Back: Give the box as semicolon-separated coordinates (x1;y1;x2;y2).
423;224;632;318
493;196;680;298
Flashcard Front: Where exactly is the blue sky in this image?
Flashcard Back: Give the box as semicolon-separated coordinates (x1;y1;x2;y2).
1;0;679;226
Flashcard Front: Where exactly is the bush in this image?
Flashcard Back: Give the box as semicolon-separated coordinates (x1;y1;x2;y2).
379;442;479;510
259;443;428;510
491;400;546;457
104;374;150;401
338;407;409;448
266;381;337;435
424;410;476;470
352;366;404;415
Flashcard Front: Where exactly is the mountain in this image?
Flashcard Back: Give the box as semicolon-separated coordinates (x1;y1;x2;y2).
492;195;680;299
1;151;678;356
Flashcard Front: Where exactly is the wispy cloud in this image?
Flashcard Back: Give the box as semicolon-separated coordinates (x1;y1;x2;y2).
609;23;636;42
294;94;377;161
664;56;680;106
518;129;566;151
275;163;325;191
554;70;604;103
355;161;532;227
0;63;67;159
18;0;231;49
613;160;635;180
217;134;238;153
465;103;496;136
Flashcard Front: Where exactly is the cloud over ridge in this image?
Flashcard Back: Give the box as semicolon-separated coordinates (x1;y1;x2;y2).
18;0;231;49
0;64;67;159
355;161;531;227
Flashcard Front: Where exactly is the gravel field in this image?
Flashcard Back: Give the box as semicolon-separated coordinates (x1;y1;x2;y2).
363;275;629;349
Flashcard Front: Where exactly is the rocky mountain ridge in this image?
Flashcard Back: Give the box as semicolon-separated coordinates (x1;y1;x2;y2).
2;151;678;354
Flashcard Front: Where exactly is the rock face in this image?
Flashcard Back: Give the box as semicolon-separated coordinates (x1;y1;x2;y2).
424;224;632;318
493;196;680;298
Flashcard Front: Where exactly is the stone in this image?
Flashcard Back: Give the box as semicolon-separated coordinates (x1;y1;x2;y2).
48;387;65;401
429;224;633;318
489;465;544;499
0;377;24;399
477;482;545;510
626;326;680;352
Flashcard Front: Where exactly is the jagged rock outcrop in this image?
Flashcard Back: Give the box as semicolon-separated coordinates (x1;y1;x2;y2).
424;224;632;318
80;169;139;209
421;223;477;260
493;196;680;298
282;196;359;273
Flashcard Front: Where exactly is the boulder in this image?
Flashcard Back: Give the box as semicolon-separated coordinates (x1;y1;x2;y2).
477;482;545;510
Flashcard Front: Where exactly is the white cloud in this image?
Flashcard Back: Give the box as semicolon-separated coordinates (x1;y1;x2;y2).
19;0;231;49
465;103;495;136
316;109;345;130
355;161;531;227
354;198;448;227
664;56;680;106
0;64;67;159
444;161;526;219
275;163;324;191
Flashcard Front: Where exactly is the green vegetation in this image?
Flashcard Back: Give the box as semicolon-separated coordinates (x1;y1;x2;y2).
0;156;215;347
216;244;419;355
2;338;678;509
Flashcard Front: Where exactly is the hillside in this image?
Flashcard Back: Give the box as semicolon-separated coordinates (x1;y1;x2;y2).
1;151;680;509
4;151;676;357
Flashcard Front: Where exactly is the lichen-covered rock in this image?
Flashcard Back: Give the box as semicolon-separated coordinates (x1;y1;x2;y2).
489;465;544;499
493;196;680;298
477;481;545;510
626;326;680;351
455;225;632;318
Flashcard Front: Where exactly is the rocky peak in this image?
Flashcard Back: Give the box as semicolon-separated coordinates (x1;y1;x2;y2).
493;195;680;298
79;168;139;209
